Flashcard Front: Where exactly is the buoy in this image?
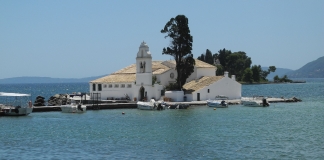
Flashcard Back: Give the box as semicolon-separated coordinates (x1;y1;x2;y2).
214;108;216;110
122;112;125;115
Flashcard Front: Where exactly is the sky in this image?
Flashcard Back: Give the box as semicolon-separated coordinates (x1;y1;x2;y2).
1;0;323;79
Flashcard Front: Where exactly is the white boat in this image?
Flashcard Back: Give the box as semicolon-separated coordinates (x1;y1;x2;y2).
137;99;157;110
241;97;270;107
206;100;228;108
0;92;33;116
60;96;87;113
214;95;229;100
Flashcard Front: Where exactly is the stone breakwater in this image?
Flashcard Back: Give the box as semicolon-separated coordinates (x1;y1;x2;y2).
34;93;89;106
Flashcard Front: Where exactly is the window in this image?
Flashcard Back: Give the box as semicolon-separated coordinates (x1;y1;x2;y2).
103;84;107;88
109;84;112;88
98;84;102;91
114;84;119;88
208;89;210;93
161;89;165;96
127;84;132;88
170;73;174;79
121;84;125;88
92;84;96;91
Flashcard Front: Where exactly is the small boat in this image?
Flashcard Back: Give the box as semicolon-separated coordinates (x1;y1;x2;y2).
241;96;270;107
214;95;229;100
206;100;228;108
164;103;189;109
60;96;87;113
137;99;156;110
0;92;33;116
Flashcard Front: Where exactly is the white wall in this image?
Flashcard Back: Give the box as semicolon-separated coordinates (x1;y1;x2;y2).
192;77;241;101
165;91;184;102
136;73;152;86
197;68;215;78
156;69;177;86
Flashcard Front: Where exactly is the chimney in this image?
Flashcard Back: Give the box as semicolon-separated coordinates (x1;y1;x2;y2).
232;75;236;81
224;71;228;77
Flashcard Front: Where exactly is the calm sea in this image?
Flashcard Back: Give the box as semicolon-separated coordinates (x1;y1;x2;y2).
0;79;323;159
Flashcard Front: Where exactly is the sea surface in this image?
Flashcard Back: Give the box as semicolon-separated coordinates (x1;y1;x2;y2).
0;79;323;159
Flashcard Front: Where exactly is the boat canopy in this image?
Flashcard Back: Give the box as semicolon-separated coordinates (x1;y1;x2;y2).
0;92;31;97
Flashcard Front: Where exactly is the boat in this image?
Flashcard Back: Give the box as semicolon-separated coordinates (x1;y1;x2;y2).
241;96;270;107
206;100;228;108
0;92;33;116
60;96;87;113
137;99;157;110
163;103;189;109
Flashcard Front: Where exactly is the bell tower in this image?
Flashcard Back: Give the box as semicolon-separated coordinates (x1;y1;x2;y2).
136;41;152;86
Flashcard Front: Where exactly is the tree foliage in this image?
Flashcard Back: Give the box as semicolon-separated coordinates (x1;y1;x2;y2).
273;75;292;82
242;68;253;83
161;15;195;90
251;65;262;82
226;51;252;80
261;66;276;81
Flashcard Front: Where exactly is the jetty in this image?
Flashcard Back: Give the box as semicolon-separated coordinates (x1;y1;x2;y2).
31;96;301;112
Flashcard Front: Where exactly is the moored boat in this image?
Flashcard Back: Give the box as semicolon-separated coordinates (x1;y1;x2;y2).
241;96;270;107
60;96;87;113
137;99;156;110
206;100;228;108
0;92;33;116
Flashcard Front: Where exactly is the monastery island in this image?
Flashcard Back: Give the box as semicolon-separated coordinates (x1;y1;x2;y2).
89;42;241;102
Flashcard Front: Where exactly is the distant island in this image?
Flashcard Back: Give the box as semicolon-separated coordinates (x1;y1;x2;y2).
286;56;324;78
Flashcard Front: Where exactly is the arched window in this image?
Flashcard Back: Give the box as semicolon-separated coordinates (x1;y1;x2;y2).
143;61;146;72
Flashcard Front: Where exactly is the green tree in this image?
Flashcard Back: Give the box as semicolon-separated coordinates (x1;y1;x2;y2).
261;66;277;81
226;51;252;81
197;53;205;62
242;68;253;83
205;49;214;65
280;75;292;82
273;75;280;82
251;65;262;82
197;49;213;65
161;15;195;90
217;48;232;71
216;65;224;76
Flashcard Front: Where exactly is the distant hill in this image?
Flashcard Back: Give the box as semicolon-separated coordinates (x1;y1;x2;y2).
0;75;105;84
262;67;294;80
286;56;324;78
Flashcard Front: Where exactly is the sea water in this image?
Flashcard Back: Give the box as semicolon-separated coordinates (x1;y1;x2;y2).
0;79;323;159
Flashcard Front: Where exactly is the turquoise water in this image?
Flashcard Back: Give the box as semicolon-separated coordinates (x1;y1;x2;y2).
0;79;323;159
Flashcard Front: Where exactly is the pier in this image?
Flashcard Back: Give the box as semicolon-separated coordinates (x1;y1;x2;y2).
31;97;301;112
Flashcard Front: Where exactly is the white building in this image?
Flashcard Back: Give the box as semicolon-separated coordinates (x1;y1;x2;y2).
89;42;241;101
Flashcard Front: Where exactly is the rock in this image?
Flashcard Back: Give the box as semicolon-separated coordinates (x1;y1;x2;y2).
47;94;70;106
34;96;46;106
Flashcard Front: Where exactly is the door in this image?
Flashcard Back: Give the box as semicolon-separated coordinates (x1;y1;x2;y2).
197;93;200;101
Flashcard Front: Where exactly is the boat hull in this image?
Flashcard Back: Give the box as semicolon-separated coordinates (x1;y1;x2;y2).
206;100;228;108
60;105;87;113
241;100;270;107
0;107;33;116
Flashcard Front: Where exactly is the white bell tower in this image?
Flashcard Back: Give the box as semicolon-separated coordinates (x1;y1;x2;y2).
136;41;152;86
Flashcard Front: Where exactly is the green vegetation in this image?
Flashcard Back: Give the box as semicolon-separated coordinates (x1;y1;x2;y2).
198;48;276;83
161;15;195;90
273;75;292;83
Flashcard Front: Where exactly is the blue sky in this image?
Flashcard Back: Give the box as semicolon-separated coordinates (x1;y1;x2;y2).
1;0;323;79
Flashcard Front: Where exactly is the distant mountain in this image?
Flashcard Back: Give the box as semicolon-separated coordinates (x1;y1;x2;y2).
0;75;105;84
262;67;294;80
286;56;324;78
